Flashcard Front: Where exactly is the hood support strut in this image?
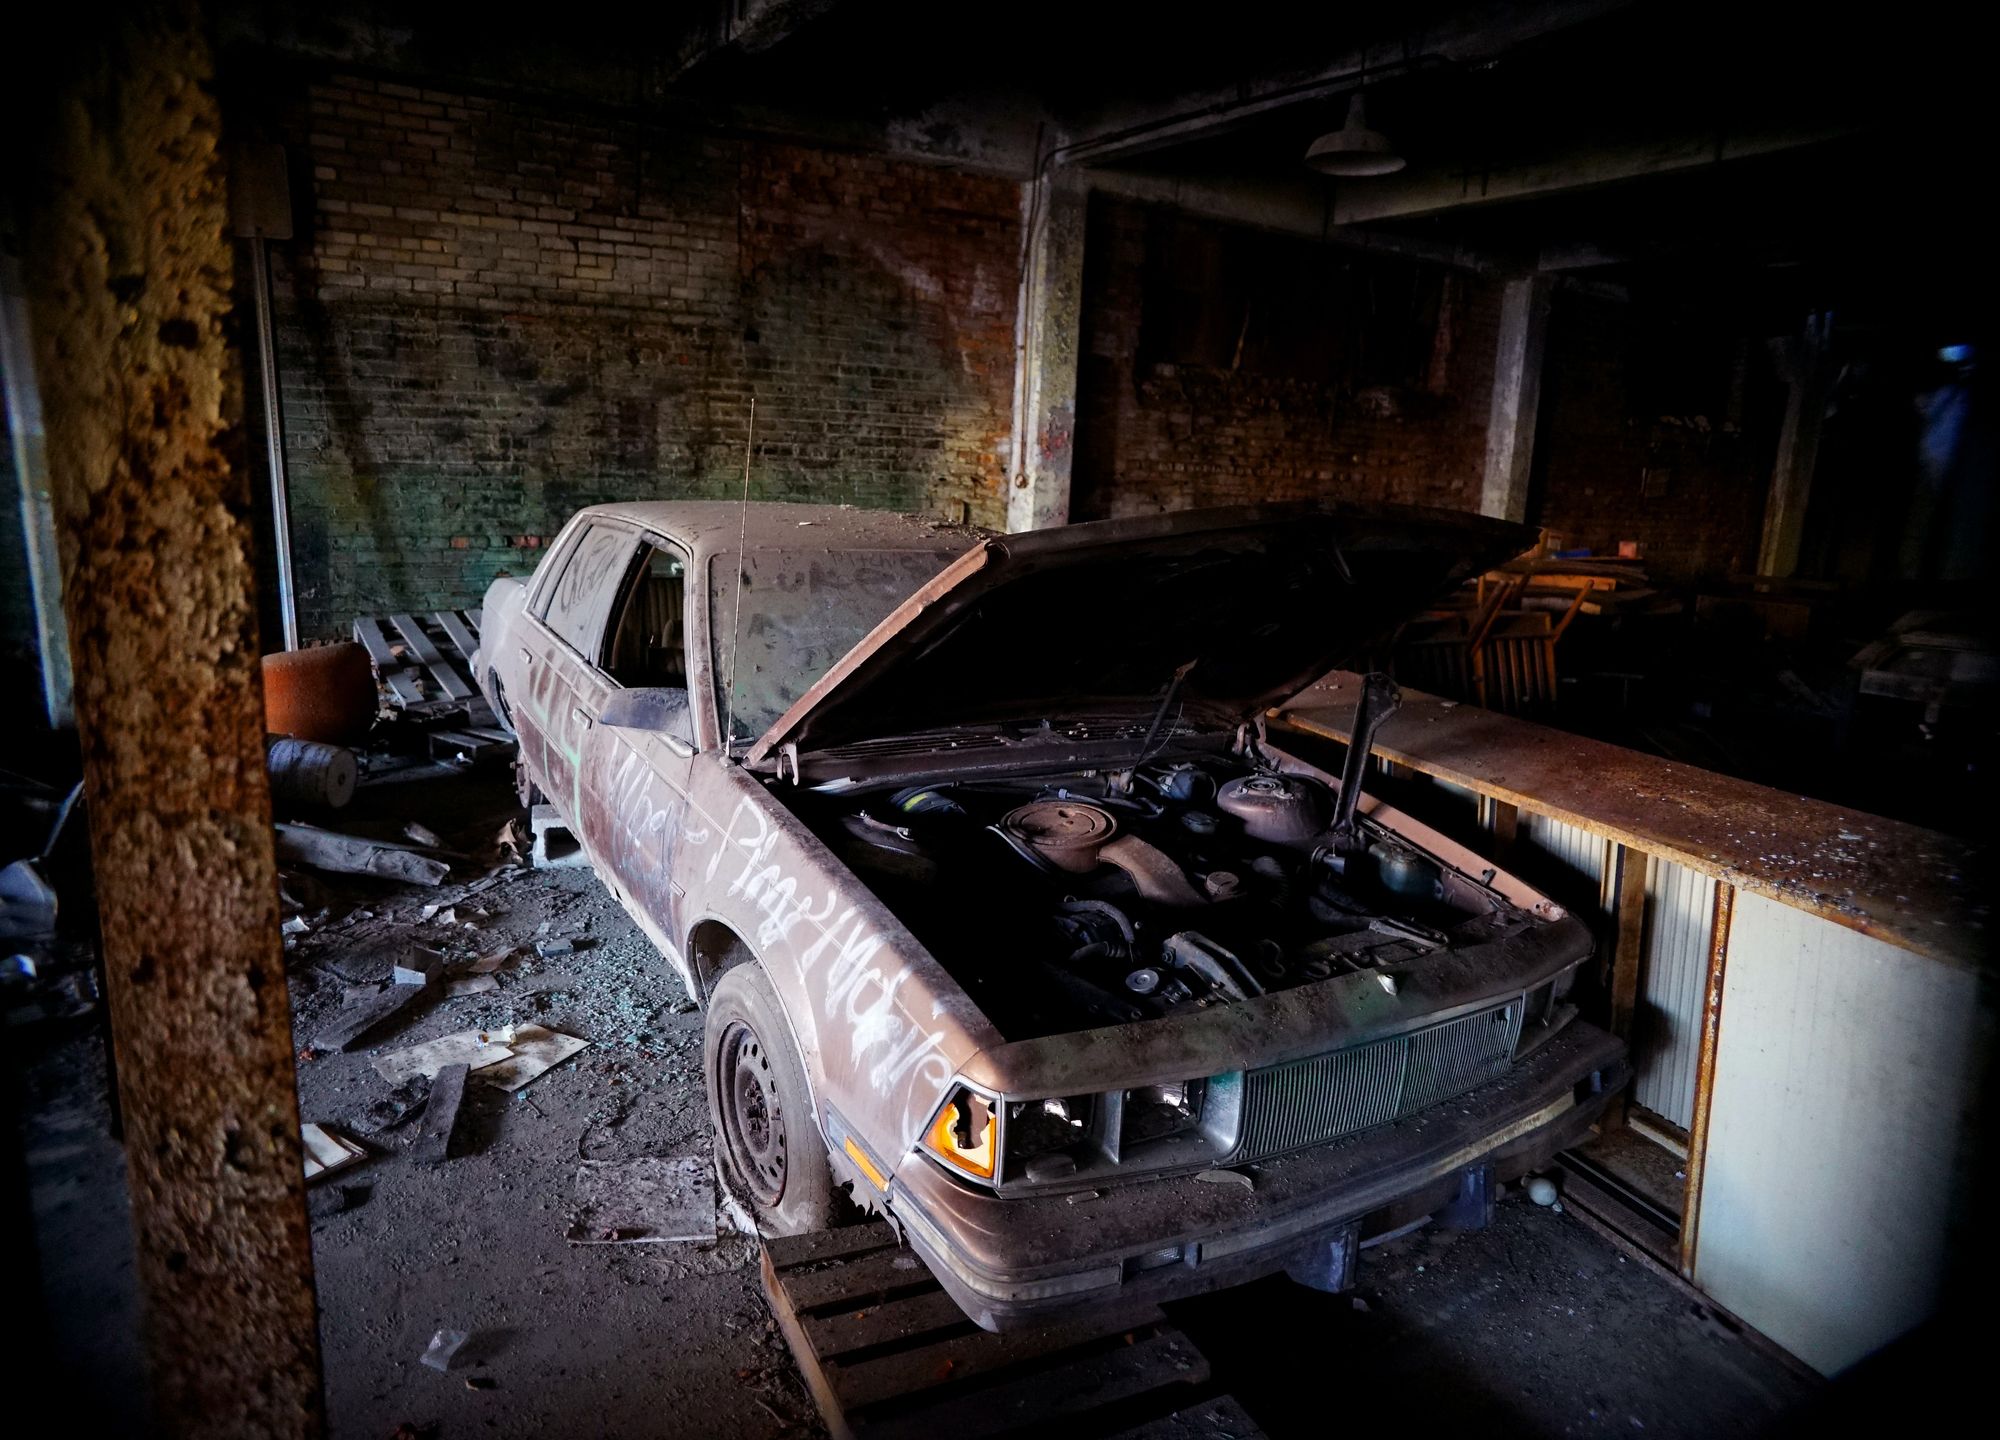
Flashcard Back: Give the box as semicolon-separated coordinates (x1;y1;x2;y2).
1327;672;1402;853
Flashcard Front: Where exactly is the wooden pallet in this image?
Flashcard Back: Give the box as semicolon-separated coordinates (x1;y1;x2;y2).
352;609;487;714
761;1223;1263;1440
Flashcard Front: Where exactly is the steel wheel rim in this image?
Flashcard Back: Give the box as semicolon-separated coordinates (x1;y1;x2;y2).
717;1019;786;1207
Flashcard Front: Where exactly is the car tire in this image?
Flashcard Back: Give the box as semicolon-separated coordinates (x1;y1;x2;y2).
704;964;836;1236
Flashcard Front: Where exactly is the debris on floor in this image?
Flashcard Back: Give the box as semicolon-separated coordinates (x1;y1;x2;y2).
412;1062;470;1166
301;1122;368;1183
313;981;433;1053
567;1155;717;1245
420;1328;470;1373
276;822;451;886
372;1026;517;1086
476;1024;589;1091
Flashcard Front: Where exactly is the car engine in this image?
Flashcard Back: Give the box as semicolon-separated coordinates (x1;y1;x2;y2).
803;754;1529;1040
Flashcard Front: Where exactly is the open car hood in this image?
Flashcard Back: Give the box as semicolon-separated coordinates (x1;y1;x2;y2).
747;501;1535;768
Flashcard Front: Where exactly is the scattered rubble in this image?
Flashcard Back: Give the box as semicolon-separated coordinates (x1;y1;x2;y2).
301;1122;367;1183
567;1155;718;1244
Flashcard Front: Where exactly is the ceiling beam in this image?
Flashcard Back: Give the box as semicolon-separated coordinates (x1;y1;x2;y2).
1089;168;1512;273
1332;121;1860;227
1058;0;1635;167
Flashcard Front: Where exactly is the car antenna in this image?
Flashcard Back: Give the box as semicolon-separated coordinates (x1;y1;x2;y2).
723;393;754;759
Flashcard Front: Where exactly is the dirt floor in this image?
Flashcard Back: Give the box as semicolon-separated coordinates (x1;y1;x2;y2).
15;762;1821;1438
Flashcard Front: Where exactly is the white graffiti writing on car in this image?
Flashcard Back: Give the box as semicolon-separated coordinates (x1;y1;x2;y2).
709;798;951;1096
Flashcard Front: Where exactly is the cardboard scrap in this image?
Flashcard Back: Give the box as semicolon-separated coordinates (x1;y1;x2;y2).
301;1123;367;1183
566;1155;715;1244
445;974;499;998
475;1024;589;1091
372;1028;516;1086
461;947;517;976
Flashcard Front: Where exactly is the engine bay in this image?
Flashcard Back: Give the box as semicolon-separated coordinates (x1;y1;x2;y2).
792;753;1535;1040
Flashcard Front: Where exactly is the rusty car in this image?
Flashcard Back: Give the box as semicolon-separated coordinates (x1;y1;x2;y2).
475;500;1630;1329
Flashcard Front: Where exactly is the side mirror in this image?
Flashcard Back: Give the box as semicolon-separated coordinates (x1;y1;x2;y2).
598;687;695;745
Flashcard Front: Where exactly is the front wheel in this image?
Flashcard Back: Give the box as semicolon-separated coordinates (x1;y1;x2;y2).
704;965;836;1235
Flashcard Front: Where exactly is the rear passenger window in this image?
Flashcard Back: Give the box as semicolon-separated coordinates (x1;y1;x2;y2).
539;523;637;661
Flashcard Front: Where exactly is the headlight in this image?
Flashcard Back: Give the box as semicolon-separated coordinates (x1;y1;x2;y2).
1122;1080;1206;1146
923;1085;997;1180
919;1073;1240;1190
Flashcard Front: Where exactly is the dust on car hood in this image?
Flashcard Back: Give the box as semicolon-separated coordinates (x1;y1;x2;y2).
747;501;1534;768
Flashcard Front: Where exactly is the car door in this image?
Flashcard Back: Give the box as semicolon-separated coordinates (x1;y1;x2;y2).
528;521;641;821
575;539;699;949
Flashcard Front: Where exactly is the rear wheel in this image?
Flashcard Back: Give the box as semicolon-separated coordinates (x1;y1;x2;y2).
704;965;835;1234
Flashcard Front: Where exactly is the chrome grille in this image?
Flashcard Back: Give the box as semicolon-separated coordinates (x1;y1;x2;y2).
1237;1001;1525;1161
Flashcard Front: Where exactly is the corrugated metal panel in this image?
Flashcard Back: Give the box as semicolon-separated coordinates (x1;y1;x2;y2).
1694;894;1983;1375
1515;811;1610;924
1630;857;1714;1128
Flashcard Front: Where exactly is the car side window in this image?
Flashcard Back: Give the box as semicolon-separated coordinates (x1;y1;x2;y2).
605;544;690;691
540;523;637;661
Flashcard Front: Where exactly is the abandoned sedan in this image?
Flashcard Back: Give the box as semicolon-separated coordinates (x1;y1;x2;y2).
476;500;1629;1329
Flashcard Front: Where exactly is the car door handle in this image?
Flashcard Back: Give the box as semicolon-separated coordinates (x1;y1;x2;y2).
572;706;594;729
660;734;694;759
520;647;534;666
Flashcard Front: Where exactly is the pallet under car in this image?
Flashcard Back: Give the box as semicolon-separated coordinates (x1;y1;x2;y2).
760;1222;1267;1439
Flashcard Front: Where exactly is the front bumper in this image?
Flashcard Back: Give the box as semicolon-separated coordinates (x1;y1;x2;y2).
887;1020;1628;1331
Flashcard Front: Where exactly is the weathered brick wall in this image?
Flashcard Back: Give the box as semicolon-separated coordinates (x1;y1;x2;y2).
1531;287;1777;580
269;75;1021;637
1072;196;1502;520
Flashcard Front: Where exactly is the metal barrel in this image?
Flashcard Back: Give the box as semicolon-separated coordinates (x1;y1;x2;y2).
266;737;358;811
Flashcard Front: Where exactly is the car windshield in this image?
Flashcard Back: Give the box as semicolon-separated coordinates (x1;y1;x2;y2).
709;547;961;745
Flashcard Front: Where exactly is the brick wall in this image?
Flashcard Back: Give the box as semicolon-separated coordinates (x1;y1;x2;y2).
269;75;1021;637
1531;287;1777;580
1072;196;1503;520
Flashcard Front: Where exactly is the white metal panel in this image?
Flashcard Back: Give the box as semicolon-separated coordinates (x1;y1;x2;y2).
1694;893;1984;1375
1630;857;1715;1128
1515;811;1610;926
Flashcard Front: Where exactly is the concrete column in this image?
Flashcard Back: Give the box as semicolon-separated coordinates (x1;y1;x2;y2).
22;2;325;1434
1007;167;1087;532
1756;311;1833;578
1479;275;1554;523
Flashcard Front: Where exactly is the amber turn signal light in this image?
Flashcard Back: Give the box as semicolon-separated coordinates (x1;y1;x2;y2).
924;1088;996;1180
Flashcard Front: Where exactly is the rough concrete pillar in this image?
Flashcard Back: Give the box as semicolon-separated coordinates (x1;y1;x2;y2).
1479;275;1554;523
21;2;325;1434
1755;311;1833;578
1008;167;1088;532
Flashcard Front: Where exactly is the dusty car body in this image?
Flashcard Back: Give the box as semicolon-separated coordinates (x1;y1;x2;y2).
476;499;1629;1330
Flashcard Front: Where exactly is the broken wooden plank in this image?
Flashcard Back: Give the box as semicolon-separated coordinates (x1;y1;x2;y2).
387;613;446;666
301;1122;368;1183
390;613;474;700
432;609;480;662
429;729;516;764
411;1062;468;1165
351;616;400;666
276;823;450;886
313;982;432;1053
